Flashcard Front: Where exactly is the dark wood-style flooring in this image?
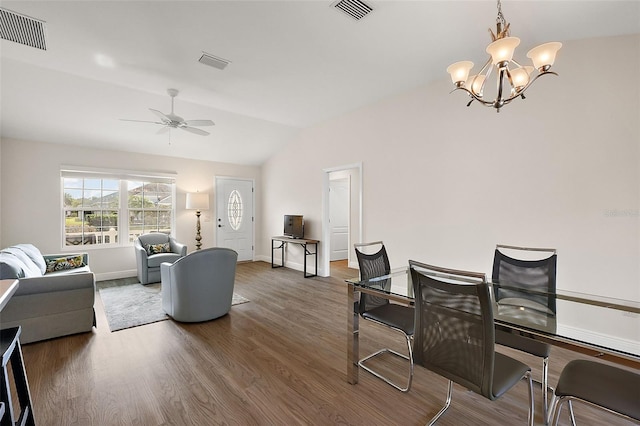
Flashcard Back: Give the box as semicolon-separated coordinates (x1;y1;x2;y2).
20;261;638;425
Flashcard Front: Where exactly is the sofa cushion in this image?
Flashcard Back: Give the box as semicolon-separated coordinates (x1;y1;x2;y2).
13;244;47;274
45;254;85;273
147;252;182;268
146;242;171;256
1;247;42;277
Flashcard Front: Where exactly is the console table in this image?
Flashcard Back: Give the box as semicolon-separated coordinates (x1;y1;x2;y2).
271;236;319;278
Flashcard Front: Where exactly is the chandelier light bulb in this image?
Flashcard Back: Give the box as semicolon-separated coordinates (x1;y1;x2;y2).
527;42;563;71
467;74;486;96
486;37;520;66
510;66;533;89
446;61;474;86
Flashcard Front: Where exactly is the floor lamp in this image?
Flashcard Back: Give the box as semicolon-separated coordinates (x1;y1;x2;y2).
186;192;209;250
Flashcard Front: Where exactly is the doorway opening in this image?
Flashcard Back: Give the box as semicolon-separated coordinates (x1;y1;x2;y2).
321;163;362;278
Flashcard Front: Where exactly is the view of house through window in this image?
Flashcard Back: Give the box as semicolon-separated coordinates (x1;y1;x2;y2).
62;170;175;247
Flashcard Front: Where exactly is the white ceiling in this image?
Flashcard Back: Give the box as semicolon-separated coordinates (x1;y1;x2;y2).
2;1;639;165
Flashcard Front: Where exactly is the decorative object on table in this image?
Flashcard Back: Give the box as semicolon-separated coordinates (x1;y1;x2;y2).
161;247;238;322
186;191;210;250
133;233;186;284
120;88;215;136
97;276;248;332
446;0;562;112
354;241;414;392
409;259;534;426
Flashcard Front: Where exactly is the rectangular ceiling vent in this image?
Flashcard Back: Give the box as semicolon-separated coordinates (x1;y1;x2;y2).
333;0;373;21
198;52;231;71
0;7;47;50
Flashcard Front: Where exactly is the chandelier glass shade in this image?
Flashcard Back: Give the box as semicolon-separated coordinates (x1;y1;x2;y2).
446;0;562;112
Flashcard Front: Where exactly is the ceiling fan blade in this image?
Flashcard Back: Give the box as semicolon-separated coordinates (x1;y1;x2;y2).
180;126;210;136
149;108;171;123
156;127;170;135
120;119;165;125
184;119;215;127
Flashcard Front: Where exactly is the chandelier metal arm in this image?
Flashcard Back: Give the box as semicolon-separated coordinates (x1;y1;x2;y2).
450;69;558;111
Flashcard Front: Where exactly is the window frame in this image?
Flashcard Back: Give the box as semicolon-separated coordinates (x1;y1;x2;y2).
60;166;177;250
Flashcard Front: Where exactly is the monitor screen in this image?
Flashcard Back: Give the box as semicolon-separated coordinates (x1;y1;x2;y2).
284;215;304;239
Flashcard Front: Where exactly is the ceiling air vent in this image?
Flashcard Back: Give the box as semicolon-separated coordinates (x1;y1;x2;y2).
198;52;230;71
333;0;373;21
0;7;47;50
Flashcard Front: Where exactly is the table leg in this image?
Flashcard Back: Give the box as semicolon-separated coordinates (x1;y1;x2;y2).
347;282;359;384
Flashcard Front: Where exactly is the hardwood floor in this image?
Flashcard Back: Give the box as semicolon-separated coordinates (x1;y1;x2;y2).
20;261;637;425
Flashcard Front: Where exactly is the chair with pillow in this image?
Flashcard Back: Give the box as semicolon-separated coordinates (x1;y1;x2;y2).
134;233;186;284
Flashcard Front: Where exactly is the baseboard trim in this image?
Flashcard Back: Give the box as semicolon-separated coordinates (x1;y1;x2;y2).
95;269;137;282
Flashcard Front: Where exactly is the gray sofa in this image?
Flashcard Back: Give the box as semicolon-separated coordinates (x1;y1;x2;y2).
0;244;96;344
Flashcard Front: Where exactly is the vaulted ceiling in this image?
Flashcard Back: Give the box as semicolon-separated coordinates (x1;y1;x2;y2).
2;1;639;165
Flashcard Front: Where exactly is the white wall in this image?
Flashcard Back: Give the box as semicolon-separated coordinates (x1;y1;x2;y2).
0;138;261;279
261;34;640;337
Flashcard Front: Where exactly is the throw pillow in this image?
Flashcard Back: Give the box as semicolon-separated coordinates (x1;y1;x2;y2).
145;243;171;255
46;254;85;273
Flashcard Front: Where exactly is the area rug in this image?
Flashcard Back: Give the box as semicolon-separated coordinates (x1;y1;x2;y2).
97;277;250;332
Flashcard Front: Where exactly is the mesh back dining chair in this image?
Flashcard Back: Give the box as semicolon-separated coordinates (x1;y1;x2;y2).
410;259;534;426
550;359;640;425
354;241;414;392
492;244;557;421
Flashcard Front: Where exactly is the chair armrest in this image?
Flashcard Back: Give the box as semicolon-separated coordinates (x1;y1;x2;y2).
134;244;148;268
170;239;187;256
17;271;96;295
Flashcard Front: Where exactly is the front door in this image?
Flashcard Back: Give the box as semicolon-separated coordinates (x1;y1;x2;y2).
215;177;254;261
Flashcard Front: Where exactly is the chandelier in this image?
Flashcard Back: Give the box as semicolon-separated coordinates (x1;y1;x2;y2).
446;0;562;112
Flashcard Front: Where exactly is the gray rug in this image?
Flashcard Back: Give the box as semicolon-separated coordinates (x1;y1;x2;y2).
97;277;249;332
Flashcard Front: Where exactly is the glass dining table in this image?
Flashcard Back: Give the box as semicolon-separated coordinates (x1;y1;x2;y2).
345;267;640;385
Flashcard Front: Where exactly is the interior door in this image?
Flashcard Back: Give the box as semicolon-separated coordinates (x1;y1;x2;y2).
215;177;254;261
329;178;349;261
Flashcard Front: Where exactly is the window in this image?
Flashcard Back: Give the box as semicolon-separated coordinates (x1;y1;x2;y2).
127;181;173;242
62;168;176;248
227;189;243;231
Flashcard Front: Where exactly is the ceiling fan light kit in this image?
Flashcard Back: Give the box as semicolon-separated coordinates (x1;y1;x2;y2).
446;0;562;112
121;88;215;136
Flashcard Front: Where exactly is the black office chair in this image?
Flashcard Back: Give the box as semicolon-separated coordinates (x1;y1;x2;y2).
409;260;534;426
354;241;414;392
493;244;557;421
550;359;640;425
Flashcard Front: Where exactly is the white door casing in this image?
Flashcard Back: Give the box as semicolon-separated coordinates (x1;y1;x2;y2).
215;177;254;261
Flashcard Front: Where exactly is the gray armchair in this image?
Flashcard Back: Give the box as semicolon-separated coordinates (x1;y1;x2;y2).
161;247;238;322
134;233;186;284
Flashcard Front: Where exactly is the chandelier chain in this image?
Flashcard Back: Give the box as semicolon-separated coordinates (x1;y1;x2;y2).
496;0;506;26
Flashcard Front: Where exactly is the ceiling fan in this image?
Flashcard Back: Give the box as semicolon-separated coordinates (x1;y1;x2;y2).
121;88;215;136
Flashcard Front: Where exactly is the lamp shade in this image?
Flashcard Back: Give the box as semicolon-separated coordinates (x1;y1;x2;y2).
446;61;474;85
467;74;486;95
186;192;209;210
486;37;520;65
527;42;562;70
510;66;533;89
